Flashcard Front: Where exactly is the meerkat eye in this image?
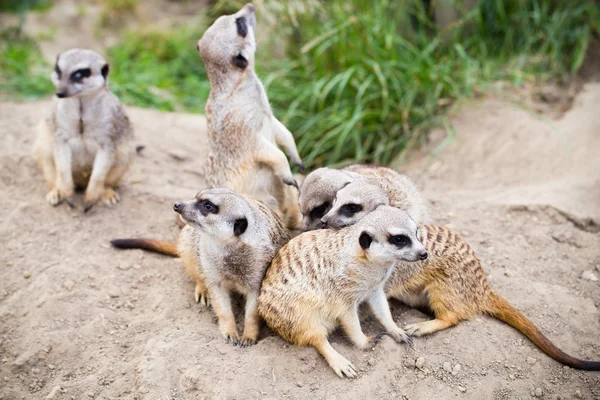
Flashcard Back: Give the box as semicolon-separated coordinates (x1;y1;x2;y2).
309;202;330;220
70;68;91;82
389;234;411;248
235;17;248;37
196;199;219;215
340;203;362;217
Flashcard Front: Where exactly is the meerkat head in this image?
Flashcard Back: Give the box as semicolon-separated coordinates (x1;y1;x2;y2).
354;206;427;264
197;4;257;76
321;182;389;229
52;49;109;99
299;168;355;231
173;188;254;240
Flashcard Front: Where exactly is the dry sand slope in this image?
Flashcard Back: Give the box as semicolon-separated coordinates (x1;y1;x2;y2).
0;84;599;400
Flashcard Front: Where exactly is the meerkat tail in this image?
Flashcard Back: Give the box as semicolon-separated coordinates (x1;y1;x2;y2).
487;292;600;371
110;238;179;257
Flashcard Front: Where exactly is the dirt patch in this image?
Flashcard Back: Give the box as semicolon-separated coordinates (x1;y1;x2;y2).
0;81;599;399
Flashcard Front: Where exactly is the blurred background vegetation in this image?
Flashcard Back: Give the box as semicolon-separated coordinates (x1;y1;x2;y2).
0;0;598;168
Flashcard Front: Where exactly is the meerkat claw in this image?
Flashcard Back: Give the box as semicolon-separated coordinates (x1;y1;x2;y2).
239;338;257;348
83;203;94;213
283;178;299;189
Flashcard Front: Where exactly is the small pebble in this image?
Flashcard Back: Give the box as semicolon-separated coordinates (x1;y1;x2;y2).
63;280;75;291
46;385;61;400
24;272;31;279
118;264;130;271
457;386;466;393
108;289;120;298
415;357;425;369
574;390;582;398
443;362;452;373
32;367;41;374
403;358;416;368
535;387;543;397
452;364;462;375
527;357;537;366
296;382;303;387
48;364;55;370
443;338;451;345
580;270;598;282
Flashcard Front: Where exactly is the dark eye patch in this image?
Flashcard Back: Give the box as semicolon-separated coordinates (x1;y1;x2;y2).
70;68;91;82
309;202;330;220
196;199;219;216
389;234;411;248
54;62;61;79
235;17;248;37
339;203;362;217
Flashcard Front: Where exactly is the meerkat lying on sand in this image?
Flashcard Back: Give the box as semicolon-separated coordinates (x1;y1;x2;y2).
258;206;427;378
299;165;426;231
197;4;303;229
34;48;136;212
305;180;600;370
112;188;290;346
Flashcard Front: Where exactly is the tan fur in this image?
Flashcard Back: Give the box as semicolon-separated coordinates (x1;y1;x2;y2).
258;206;427;378
112;188;291;346
197;4;303;230
299;165;426;230
34;48;135;211
387;225;600;370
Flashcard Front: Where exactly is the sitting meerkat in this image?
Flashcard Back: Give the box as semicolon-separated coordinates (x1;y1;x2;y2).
197;4;303;230
298;165;426;231
258;206;427;378
112;188;290;346
34;48;136;212
308;182;600;370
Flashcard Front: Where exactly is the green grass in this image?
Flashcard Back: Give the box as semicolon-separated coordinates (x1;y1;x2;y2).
0;0;598;167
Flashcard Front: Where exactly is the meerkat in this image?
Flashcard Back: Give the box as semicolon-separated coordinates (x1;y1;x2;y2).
385;224;600;370
258;206;428;378
307;182;600;370
33;48;136;212
112;188;290;346
298;165;426;230
197;4;303;230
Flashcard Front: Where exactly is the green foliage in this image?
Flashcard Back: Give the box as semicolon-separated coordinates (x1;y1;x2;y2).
0;28;54;99
106;26;210;112
255;0;599;167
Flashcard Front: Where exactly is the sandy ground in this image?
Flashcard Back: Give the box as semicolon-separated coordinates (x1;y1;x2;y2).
0;79;599;399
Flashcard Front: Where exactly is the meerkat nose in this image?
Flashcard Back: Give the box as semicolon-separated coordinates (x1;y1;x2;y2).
320;219;328;228
56;92;66;98
419;251;428;261
173;202;183;213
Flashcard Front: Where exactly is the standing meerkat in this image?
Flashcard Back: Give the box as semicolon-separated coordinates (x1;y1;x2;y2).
307;183;600;370
298;165;426;230
197;4;303;230
112;188;290;346
258;206;427;378
34;48;136;212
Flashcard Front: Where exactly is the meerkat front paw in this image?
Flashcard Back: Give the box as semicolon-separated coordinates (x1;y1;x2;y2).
239;336;257;348
223;331;240;346
292;157;305;172
361;332;388;350
388;327;413;346
283;176;299;189
101;187;120;206
46;187;75;207
194;282;210;306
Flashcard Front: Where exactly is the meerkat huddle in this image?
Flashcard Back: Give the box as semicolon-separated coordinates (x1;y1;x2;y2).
33;3;599;379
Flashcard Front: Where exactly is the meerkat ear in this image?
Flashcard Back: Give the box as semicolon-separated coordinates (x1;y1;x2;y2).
233;218;248;236
359;231;372;250
101;63;110;78
232;53;248;69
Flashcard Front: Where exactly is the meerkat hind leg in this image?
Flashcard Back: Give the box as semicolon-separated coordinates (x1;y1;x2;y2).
312;336;358;379
404;315;459;337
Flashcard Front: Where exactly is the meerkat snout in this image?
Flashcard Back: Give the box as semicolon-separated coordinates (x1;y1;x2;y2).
173;202;183;213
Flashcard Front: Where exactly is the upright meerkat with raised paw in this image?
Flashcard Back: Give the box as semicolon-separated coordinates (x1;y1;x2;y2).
258;206;427;378
309;182;600;370
197;4;303;229
112;188;290;346
34;48;135;212
299;165;426;230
